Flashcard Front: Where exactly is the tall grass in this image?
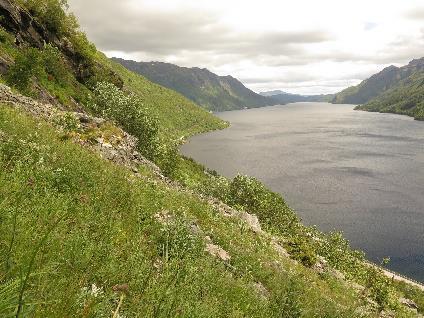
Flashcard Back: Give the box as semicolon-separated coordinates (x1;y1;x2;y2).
0;105;377;317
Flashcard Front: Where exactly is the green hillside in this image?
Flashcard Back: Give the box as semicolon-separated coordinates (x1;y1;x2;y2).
0;0;423;317
102;56;228;139
355;69;424;120
112;58;277;112
0;1;226;143
332;58;424;120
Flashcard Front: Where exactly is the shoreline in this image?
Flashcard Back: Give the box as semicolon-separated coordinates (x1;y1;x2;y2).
181;105;424;287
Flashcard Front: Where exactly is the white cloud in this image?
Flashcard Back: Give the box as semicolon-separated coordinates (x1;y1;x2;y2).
68;0;424;95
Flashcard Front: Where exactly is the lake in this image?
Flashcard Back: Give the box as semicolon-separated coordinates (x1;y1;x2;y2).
180;102;424;282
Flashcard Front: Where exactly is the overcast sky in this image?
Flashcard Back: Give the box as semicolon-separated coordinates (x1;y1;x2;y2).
67;0;424;95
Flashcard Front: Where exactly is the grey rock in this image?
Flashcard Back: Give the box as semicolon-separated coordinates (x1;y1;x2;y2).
205;242;231;262
399;297;418;310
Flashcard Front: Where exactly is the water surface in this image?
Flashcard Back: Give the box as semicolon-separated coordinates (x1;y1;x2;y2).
181;103;424;282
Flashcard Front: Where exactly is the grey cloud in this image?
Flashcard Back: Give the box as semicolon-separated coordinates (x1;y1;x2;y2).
405;8;424;20
67;0;424;94
242;73;319;84
68;0;330;59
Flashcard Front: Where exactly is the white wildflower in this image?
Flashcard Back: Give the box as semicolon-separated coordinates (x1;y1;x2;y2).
90;283;103;297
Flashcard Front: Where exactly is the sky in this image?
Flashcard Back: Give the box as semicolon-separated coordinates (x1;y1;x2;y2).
67;0;424;95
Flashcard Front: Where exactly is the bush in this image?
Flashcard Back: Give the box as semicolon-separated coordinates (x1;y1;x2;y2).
365;267;396;310
314;231;366;280
42;44;69;85
52;111;80;133
286;236;317;267
6;48;42;92
228;175;298;234
69;31;96;66
0;27;13;44
88;82;159;159
415;104;424;120
18;0;72;36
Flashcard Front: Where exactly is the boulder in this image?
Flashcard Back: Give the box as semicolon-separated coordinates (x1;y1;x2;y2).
205;239;231;262
235;211;262;233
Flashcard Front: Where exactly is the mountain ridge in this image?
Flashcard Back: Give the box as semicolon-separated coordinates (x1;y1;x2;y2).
111;58;278;111
260;90;334;104
332;57;424;120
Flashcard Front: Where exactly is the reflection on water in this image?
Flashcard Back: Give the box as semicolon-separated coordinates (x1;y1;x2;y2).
181;103;424;282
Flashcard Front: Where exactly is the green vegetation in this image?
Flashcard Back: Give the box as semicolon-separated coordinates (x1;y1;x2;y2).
333;58;424;120
112;58;278;112
0;0;423;316
88;82;159;158
355;71;424;120
0;105;365;317
0;1;226;140
102;56;228;140
0;105;420;316
395;281;424;314
4;44;91;104
15;0;76;36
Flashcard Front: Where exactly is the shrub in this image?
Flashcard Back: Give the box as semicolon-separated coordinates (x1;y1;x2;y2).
17;0;72;36
69;31;96;66
6;48;42;92
314;231;366;280
415;104;424;120
42;44;69;85
228;175;298;234
88;82;159;160
286;236;317;267
52;111;80;133
365;267;396;310
0;27;13;44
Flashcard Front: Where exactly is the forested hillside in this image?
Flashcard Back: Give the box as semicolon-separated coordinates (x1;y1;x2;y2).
332;58;424;120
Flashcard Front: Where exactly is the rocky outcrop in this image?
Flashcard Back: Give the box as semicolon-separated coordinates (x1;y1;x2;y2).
0;83;161;176
0;0;58;48
0;0;123;88
399;297;419;311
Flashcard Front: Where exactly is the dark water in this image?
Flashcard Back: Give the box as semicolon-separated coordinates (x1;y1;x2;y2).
181;103;424;282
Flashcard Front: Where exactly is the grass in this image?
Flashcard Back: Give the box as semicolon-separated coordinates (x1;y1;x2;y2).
1;2;423;314
0;41;227;144
100;54;228;140
0;104;396;317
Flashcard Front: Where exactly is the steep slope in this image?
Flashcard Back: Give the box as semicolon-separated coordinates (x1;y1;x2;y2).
1;81;421;318
332;57;424;120
355;65;424;120
260;90;334;103
102;55;228;140
0;0;226;142
112;58;278;112
0;1;423;317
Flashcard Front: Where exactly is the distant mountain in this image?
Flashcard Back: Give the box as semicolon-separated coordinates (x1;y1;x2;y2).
111;58;278;112
332;58;424;120
260;90;290;97
260;90;334;104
